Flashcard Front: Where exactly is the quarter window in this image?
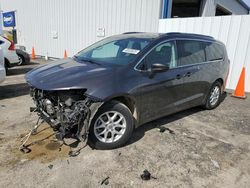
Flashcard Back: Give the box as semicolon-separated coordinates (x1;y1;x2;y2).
177;40;206;66
139;41;177;70
205;42;224;61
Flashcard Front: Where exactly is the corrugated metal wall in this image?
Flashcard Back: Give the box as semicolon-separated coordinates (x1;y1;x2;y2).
0;0;161;58
159;15;250;92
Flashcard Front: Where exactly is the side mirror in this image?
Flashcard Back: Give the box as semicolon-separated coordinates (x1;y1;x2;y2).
150;63;169;73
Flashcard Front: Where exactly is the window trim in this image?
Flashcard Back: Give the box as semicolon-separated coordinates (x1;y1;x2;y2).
134;39;176;72
175;38;225;62
176;39;206;67
134;37;225;72
204;41;225;62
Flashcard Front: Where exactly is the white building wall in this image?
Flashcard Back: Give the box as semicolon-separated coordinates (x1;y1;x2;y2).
0;0;161;58
159;15;250;92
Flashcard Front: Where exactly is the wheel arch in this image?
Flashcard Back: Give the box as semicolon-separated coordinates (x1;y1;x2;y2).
102;94;139;122
18;53;25;60
215;78;224;86
214;78;224;92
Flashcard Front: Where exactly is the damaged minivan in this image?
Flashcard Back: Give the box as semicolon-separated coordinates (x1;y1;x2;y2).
26;32;229;149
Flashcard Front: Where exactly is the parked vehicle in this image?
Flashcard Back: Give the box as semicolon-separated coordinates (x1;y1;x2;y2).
0;47;6;83
0;36;19;71
16;49;30;65
26;32;230;149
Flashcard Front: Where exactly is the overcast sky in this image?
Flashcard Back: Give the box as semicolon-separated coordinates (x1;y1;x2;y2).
243;0;250;7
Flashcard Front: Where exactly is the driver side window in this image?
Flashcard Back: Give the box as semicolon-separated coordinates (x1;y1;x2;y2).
139;41;177;70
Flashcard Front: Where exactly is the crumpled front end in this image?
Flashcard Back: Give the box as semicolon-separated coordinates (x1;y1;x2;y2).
30;87;102;142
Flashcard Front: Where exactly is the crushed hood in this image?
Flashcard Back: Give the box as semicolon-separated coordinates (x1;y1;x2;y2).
25;58;117;91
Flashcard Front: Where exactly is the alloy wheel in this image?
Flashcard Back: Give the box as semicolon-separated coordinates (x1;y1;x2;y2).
18;56;23;65
210;86;220;106
94;111;126;143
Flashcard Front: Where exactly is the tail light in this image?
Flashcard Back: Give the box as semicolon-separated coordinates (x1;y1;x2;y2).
3;37;15;50
8;41;15;50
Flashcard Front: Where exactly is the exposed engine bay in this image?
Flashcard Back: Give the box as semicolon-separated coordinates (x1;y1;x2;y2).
30;88;102;142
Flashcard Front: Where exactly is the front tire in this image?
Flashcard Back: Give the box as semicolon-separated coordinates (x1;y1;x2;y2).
204;81;222;110
88;101;134;149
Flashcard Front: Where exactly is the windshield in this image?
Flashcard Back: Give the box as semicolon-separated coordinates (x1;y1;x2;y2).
74;37;151;66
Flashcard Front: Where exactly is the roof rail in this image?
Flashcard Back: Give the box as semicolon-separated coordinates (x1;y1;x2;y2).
163;32;214;39
165;32;181;35
122;32;143;34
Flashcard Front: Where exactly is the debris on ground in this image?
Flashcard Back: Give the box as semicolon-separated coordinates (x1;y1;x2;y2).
183;133;196;140
19;145;32;154
210;158;220;169
64;139;87;157
166;128;175;134
100;177;110;185
182;132;187;136
68;150;81;157
158;127;175;134
0;132;4;135
140;169;157;180
186;136;196;140
20;159;28;164
158;127;166;133
67;160;70;164
48;164;53;169
19;122;42;153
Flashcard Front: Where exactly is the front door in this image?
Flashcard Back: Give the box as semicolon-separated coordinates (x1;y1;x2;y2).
134;40;187;124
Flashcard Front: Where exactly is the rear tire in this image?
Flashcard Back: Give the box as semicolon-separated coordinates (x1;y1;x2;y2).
204;81;222;110
18;55;25;65
88;101;134;150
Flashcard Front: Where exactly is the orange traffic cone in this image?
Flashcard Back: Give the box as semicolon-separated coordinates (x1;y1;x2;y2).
31;47;36;59
64;50;68;58
232;67;246;99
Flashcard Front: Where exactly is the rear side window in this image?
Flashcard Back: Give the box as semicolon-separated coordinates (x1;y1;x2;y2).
177;40;206;66
205;42;224;61
0;40;4;45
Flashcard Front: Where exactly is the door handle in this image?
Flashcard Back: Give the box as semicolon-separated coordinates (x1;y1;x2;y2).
185;72;191;77
176;74;182;79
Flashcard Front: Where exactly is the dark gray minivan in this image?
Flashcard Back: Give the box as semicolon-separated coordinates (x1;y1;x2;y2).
26;32;230;149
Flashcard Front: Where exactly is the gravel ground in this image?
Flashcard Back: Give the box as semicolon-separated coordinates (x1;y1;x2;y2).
0;59;249;188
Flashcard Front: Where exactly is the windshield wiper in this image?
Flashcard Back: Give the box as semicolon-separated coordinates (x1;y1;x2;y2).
73;56;101;66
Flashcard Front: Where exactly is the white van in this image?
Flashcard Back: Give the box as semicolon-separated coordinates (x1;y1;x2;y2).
0;36;19;71
0;47;6;83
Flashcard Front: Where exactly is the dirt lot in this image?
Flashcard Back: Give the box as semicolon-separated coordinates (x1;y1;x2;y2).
0;60;249;188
